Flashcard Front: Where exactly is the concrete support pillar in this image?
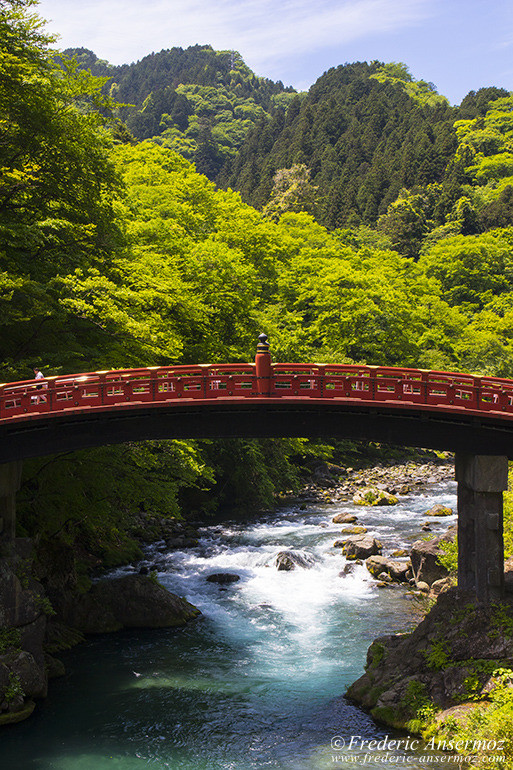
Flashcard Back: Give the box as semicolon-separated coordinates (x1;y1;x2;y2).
455;454;508;603
0;461;23;556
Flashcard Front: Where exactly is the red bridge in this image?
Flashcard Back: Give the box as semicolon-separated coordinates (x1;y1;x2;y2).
0;335;512;603
1;335;513;462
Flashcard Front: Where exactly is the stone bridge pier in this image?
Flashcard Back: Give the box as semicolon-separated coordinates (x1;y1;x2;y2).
455;454;508;603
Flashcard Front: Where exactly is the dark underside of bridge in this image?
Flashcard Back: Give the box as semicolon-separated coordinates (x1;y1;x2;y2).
1;399;513;462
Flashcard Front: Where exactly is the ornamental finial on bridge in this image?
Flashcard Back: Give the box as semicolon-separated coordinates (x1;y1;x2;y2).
255;333;271;395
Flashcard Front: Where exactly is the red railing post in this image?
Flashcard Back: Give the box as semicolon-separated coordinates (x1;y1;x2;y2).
255;333;271;396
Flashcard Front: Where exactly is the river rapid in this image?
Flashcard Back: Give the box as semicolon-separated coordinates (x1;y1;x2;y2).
0;477;461;770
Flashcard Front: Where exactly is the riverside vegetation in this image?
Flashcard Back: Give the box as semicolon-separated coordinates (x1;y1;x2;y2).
2;0;513;756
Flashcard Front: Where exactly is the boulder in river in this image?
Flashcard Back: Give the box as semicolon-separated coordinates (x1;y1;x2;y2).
332;513;358;524
353;488;398;506
423;504;453;517
340;526;367;535
334;535;383;559
275;551;315;571
61;575;201;634
366;555;410;583
206;573;240;584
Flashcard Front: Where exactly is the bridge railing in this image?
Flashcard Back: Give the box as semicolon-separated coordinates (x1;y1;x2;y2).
2;363;513;421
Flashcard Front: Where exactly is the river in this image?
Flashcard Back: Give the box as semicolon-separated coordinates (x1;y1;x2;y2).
0;477;460;769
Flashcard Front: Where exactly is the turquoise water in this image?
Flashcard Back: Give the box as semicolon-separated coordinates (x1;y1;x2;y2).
0;481;460;769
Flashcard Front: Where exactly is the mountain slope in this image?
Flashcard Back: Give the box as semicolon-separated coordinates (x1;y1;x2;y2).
222;61;459;228
64;46;296;177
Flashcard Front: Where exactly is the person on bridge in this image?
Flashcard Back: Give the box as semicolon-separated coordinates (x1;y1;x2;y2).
32;366;47;403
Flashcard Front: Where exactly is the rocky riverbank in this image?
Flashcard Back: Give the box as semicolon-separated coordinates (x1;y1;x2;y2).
295;458;454;505
0;540;201;726
345;584;513;755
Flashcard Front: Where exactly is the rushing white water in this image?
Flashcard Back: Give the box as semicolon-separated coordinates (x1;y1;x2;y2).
0;477;462;770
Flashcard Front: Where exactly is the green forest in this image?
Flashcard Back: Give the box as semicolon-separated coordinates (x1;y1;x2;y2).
2;0;513;576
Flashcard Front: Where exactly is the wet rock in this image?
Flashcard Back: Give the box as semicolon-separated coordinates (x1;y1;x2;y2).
206;573;240;584
0;699;35;724
165;536;199;549
332;513;358;524
0;651;47;700
275;551;315;571
339;563;356;577
44;654;65;680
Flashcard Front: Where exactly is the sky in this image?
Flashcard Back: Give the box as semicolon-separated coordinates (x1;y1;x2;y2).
35;0;513;105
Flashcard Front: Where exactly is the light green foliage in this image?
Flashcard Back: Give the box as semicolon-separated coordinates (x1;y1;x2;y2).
399;680;438;731
419;230;513;310
437;537;458;574
263;164;318;221
58;140;284;365
262;212;464;369
490;603;513;639
370;62;448;108
426;668;513;768
424;639;451;670
445;96;513;234
0;0;121;379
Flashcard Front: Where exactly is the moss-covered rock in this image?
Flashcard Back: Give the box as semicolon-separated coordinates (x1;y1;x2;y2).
346;589;513;734
353;487;398;506
424;504;453;517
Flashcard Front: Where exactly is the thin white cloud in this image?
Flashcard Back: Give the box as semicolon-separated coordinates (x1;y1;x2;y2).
37;0;432;75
